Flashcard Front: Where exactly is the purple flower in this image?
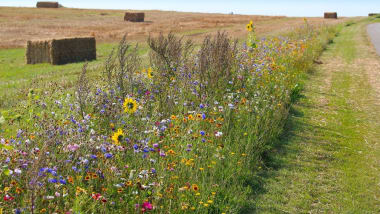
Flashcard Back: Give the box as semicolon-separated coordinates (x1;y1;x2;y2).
159;151;166;157
104;153;113;159
59;179;67;185
48;178;57;183
200;131;205;136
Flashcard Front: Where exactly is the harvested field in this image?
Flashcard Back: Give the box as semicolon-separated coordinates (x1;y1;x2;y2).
0;7;346;49
26;37;96;65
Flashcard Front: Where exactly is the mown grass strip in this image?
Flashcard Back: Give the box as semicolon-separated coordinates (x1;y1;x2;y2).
251;19;380;213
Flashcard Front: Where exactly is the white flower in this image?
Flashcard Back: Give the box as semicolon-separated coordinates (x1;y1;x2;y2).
215;131;223;137
14;168;22;174
129;170;136;180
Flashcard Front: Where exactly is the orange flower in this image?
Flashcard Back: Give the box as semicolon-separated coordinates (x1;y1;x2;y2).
15;187;22;194
192;184;199;191
91;173;98;179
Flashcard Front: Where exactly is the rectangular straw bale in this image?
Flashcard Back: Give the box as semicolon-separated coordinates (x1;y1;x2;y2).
324;12;338;19
26;40;52;64
124;12;145;22
50;37;96;65
36;2;59;8
26;37;96;65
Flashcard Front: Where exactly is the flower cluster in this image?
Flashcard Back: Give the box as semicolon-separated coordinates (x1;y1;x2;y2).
0;22;335;213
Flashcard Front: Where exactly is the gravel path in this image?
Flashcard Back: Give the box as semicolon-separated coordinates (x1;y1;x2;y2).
368;23;380;55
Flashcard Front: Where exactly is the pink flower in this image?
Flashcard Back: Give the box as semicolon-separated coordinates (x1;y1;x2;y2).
66;144;80;152
142;202;153;211
92;193;102;200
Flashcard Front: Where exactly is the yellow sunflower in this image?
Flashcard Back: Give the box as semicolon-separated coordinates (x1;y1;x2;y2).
246;20;254;32
147;67;154;79
123;98;138;114
111;129;124;145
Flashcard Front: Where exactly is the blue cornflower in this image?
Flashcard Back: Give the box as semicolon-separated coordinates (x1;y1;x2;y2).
48;178;57;183
104;153;113;159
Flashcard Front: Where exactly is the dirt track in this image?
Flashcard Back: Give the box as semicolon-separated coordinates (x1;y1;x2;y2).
368;23;380;55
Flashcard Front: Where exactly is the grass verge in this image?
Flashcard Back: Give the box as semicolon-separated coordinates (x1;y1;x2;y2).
251;18;380;213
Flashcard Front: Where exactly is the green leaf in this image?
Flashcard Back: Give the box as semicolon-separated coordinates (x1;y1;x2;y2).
0;116;5;124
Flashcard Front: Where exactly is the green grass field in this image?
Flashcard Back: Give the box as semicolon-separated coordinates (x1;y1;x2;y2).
251;18;380;213
0;43;152;110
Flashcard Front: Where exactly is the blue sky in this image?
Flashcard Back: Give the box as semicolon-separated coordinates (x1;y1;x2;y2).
0;0;379;17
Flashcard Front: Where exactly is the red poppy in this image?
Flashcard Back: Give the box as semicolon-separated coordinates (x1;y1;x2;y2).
4;195;14;201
